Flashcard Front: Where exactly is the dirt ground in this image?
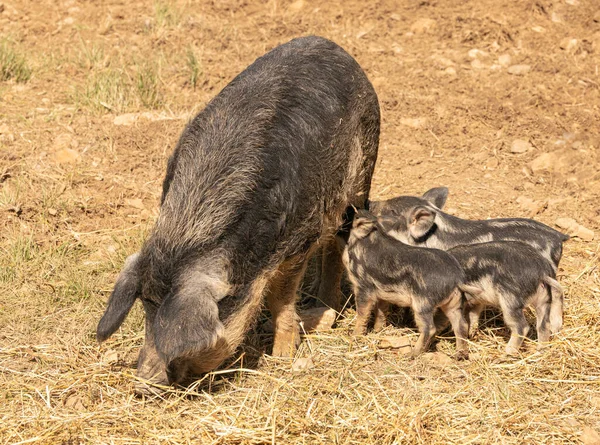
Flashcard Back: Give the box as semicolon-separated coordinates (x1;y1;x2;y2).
1;0;599;444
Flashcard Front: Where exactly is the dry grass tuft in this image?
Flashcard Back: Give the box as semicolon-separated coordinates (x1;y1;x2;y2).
0;39;31;83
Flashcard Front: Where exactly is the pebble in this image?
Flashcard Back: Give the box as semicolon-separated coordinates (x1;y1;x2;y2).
299;307;336;332
410;18;437;34
507;64;531;75
379;336;412;352
291;357;314;372
582;426;600;445
511;139;532;153
498;54;512;67
555;217;595;241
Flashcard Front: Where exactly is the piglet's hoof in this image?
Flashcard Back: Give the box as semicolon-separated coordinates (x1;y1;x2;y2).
454;350;469;361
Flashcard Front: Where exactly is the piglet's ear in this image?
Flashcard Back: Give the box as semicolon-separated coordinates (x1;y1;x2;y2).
351;213;377;240
422;187;449;209
408;206;436;239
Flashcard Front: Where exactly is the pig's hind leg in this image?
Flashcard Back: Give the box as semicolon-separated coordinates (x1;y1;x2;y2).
500;297;530;355
411;305;437;356
439;288;469;359
532;283;552;348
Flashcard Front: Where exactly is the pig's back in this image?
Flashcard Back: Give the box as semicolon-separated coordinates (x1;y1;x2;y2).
151;36;379;281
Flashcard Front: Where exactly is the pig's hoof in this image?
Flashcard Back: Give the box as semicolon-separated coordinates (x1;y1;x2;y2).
505;345;520;356
271;332;300;357
134;379;170;397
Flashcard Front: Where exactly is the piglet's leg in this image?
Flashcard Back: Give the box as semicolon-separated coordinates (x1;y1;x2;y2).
353;292;377;336
440;289;469;359
412;308;437;356
467;303;485;338
372;301;389;332
500;301;530;355
534;284;552;348
267;255;309;357
317;238;344;311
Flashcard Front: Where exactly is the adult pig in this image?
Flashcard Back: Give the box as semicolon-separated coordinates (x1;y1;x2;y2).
96;36;380;393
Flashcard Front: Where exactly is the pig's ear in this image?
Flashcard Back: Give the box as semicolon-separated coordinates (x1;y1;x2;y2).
97;252;141;342
422;187;449;209
153;277;226;368
408;206;436;239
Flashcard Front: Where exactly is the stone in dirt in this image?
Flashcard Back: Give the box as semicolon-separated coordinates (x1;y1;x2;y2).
124;198;145;210
582;426;600;445
507;64;531;75
410;18;436;34
379;336;412;354
299;307;336;332
400;117;427;129
421;352;454;365
555;217;595;241
52;148;80;164
52;133;74;150
510;139;533;153
516;196;547;217
498;54;512;67
64;395;86;411
291;357;314;372
560;38;578;52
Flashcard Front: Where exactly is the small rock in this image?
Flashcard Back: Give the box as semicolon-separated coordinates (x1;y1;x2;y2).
113;113;138;126
582;426;600;445
560;38;578;52
124;198;145;210
511;139;533;153
62;16;75;25
443;67;457;76
410;18;437;34
288;0;304;11
530;152;556;173
299;307;336;332
551;11;563;23
64;395;86;411
52;133;74;150
52;148;80;164
48;208;58;216
400;117;427;128
516;196;547;217
507;64;531;75
102;350;119;364
531;26;545;33
485;157;499;170
470;59;485;70
555;217;595;241
498;54;512;67
565;0;579;5
291;357;314;372
468;49;489;59
555;217;577;230
421;352;454;365
379;336;412;353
